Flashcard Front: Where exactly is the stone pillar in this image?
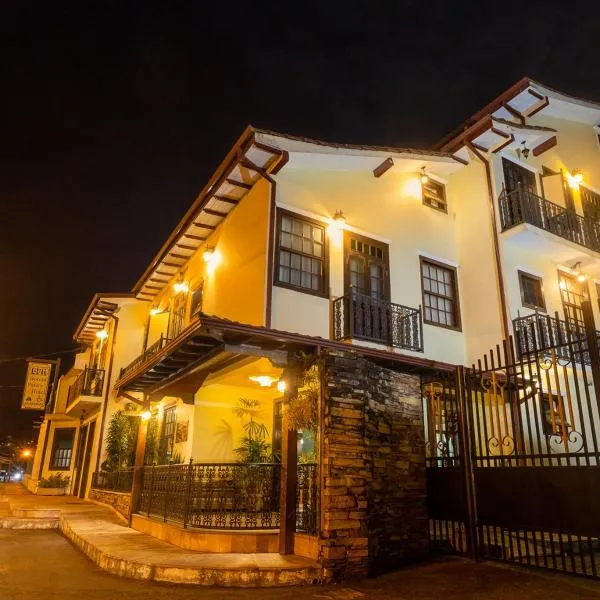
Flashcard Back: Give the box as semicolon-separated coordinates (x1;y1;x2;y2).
319;349;427;581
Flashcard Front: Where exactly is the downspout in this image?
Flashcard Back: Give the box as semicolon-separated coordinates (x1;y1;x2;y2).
265;180;277;328
94;313;119;472
465;142;511;341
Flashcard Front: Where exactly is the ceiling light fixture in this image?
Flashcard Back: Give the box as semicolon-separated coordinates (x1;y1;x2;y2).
95;330;109;340
249;375;278;387
173;274;189;294
333;210;346;230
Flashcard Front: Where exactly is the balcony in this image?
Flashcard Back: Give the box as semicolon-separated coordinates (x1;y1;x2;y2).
119;334;170;383
332;290;423;352
66;367;105;417
499;188;600;259
513;312;600;365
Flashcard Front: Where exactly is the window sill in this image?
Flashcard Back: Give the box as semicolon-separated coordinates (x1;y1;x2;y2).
423;320;463;333
274;281;329;300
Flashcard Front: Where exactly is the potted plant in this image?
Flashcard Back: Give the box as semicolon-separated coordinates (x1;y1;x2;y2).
37;473;70;496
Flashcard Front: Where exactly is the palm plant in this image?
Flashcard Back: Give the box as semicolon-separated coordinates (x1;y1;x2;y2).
233;398;276;463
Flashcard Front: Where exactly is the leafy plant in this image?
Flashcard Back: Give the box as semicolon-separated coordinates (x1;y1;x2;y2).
104;411;135;470
144;415;159;466
39;473;70;488
170;451;184;465
284;366;319;432
233;398;277;463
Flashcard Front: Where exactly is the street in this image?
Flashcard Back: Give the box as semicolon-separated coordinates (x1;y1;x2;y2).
2;529;600;600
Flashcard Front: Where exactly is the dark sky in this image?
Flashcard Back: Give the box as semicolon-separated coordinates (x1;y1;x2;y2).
2;1;600;439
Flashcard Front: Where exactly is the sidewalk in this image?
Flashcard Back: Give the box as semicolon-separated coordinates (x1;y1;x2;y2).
0;483;321;587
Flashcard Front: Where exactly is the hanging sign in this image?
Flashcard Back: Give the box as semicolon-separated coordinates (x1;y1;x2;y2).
21;360;54;410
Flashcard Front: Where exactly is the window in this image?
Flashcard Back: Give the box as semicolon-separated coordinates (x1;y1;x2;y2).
158;406;177;464
190;281;204;317
345;233;389;300
422;179;447;213
518;271;546;312
168;291;187;339
420;258;461;330
275;209;328;296
50;428;75;470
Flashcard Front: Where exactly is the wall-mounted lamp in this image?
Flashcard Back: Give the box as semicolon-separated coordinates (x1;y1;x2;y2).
95;329;109;340
420;167;429;184
518;141;530;160
141;410;152;421
567;169;583;189
203;246;215;263
333;209;346;230
572;261;588;283
173;274;189;294
277;379;287;393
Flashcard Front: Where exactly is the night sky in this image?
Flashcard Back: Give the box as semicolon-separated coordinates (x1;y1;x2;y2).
2;1;600;439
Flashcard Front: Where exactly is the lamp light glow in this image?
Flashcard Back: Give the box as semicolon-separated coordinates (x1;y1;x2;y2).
96;330;109;340
150;306;162;316
173;275;189;294
567;170;583;188
249;375;278;387
203;246;215;263
21;449;32;458
277;379;286;393
420;167;429;184
332;209;346;231
141;410;152;421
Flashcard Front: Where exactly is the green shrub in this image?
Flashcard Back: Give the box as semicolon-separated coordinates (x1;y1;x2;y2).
39;473;70;488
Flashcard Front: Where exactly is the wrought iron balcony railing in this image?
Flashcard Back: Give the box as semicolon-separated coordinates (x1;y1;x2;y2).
67;367;105;407
91;468;134;493
332;290;423;352
119;334;170;382
513;312;600;365
137;462;282;530
498;187;600;253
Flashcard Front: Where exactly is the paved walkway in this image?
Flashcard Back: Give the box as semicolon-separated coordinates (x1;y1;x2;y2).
2;528;600;600
0;483;320;586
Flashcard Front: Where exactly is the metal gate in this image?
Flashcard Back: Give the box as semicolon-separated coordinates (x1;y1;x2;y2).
424;302;600;579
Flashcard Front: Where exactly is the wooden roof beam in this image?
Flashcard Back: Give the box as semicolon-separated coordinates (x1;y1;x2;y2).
373;157;394;178
532;135;557;157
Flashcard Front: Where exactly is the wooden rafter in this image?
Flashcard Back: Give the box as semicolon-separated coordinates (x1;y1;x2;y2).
373;157;394;178
532;136;557;157
492;134;515;154
502;102;526;124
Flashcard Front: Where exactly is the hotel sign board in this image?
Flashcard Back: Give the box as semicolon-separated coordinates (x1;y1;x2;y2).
21;360;55;410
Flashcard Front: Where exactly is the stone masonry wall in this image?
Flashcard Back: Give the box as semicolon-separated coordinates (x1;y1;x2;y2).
88;489;131;520
319;349;427;580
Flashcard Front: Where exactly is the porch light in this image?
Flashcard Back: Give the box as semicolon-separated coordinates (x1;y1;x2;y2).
249;375;278;387
277;379;286;393
420;167;429;184
173;274;189;294
141;410;152;421
95;330;109;340
333;210;346;230
203;246;215;263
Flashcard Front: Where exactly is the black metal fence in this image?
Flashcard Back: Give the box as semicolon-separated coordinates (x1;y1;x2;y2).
67;367;105;406
91;468;134;493
296;463;318;534
138;462;281;529
332;290;423;351
498;187;600;253
424;300;600;580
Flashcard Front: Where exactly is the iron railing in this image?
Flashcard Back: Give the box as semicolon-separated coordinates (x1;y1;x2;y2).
498;187;600;253
91;468;134;493
296;463;318;534
119;334;170;382
513;312;600;365
67;367;105;407
332;290;423;351
137;462;281;529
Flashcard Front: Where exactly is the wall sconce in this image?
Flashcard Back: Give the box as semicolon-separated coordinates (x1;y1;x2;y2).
567;169;583;189
173;274;189;294
572;261;588;283
95;329;109;340
203;246;215;263
420;167;429;184
518;141;530;160
140;410;152;421
332;209;346;230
